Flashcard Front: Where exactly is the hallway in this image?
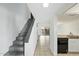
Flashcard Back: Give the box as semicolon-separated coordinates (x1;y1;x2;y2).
34;35;53;56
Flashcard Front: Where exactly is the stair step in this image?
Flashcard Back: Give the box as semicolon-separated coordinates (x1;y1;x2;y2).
14;39;23;42
4;51;24;56
13;43;23;46
19;32;26;37
9;46;23;52
16;36;24;40
4;33;25;56
13;40;23;45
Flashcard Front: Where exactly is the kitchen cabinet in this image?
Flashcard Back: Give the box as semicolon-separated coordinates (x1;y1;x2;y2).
69;39;79;52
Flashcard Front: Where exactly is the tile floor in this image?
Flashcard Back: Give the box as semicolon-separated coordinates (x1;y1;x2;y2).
34;35;53;56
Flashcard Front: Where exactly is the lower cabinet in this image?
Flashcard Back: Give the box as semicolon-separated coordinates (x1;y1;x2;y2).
69;39;79;52
58;38;79;53
58;38;68;53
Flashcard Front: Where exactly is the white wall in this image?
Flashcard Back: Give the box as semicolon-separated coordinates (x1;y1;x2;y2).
0;4;30;55
25;20;38;56
50;15;58;55
49;3;69;55
58;19;79;35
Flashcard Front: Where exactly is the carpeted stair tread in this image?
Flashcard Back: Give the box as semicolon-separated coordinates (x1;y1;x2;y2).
9;45;23;52
13;40;23;45
4;51;24;56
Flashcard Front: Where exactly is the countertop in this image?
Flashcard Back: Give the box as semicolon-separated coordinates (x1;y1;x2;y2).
58;34;79;39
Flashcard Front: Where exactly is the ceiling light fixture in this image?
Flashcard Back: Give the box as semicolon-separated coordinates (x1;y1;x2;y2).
43;3;49;7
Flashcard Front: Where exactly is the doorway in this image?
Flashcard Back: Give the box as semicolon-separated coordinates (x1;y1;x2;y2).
34;27;53;56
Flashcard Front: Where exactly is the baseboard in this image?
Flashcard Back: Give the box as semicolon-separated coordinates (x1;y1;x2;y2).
49;48;54;56
1;48;9;56
2;40;14;56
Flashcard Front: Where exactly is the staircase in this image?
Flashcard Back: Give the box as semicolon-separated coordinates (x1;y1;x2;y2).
4;33;25;56
4;13;35;56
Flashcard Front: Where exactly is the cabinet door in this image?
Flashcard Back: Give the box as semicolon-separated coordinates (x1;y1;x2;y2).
69;39;79;52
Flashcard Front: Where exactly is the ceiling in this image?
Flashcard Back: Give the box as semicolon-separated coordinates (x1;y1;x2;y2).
27;3;75;25
65;4;79;15
58;3;79;23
